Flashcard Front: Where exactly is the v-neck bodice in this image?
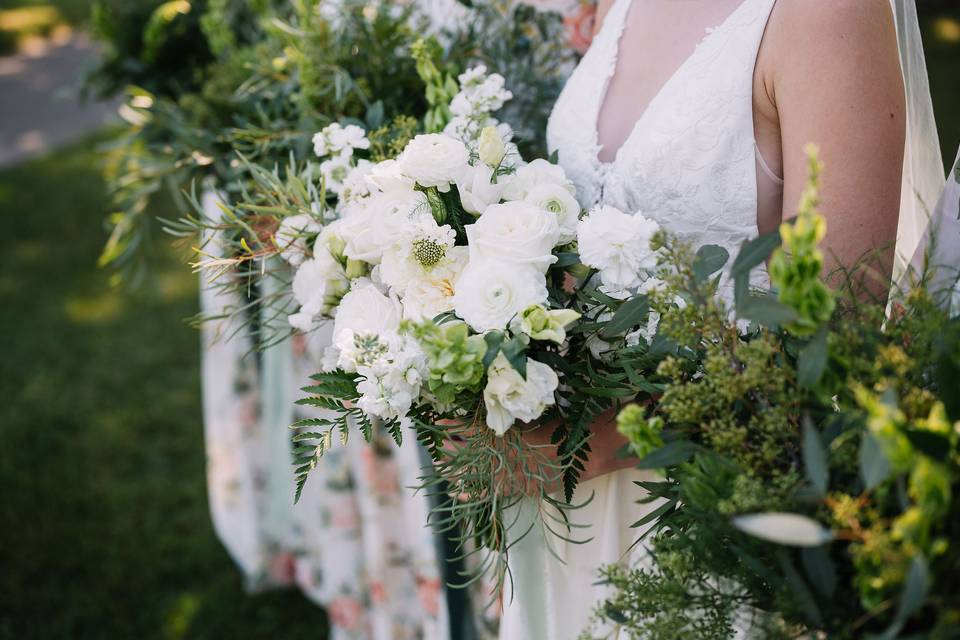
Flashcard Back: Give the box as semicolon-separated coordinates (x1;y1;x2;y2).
547;0;779;295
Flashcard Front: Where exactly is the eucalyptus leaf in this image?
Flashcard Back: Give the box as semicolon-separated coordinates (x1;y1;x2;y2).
731;230;782;278
802;418;829;496
692;245;729;283
732;513;833;547
738;294;799;327
636;440;696;469
482;331;504;371
501;335;528;379
860;432;891;491
601;295;650;339
797;327;829;388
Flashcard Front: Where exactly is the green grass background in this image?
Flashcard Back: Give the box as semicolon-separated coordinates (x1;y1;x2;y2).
0;137;329;639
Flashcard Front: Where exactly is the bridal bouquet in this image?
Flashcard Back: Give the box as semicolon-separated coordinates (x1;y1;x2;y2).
583;152;960;639
287;60;683;589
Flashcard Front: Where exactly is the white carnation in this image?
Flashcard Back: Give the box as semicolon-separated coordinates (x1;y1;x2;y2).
453;259;547;332
275;213;321;266
465;201;561;272
398;134;470;192
577;205;661;291
483;353;558;436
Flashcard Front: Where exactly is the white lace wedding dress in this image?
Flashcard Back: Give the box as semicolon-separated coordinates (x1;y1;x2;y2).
500;0;782;637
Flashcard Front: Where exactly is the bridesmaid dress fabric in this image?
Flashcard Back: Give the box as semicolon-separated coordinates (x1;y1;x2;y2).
199;191;450;640
499;0;780;638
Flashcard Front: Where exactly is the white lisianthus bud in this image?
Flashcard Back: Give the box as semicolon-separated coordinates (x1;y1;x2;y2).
478;126;507;167
483;353;558;436
511;304;581;344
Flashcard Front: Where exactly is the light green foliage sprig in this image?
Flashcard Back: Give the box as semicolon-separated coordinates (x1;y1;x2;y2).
404;320;488;408
769;146;836;337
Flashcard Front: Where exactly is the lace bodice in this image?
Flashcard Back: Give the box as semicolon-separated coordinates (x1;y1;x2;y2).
547;0;779;288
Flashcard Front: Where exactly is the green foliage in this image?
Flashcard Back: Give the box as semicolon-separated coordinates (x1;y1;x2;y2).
406;319;488;408
589;159;960;639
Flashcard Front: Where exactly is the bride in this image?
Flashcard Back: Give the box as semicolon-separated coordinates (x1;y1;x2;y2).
499;0;947;637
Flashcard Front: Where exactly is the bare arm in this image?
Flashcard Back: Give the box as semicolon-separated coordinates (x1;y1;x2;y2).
762;0;906;287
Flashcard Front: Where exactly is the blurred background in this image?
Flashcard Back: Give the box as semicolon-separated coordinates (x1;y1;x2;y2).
0;1;957;638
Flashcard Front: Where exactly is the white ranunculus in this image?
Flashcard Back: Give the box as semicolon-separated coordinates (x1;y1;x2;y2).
500;158;575;201
288;252;350;331
577;205;661;291
400;246;469;321
466;201;561;272
453;259;547;332
275;213;321;266
333;281;402;341
398;134;470;192
523;182;581;243
366;158;415;194
456;163;504;216
483;353;558;436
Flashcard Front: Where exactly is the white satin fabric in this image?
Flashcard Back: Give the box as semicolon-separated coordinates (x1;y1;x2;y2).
500;1;780;638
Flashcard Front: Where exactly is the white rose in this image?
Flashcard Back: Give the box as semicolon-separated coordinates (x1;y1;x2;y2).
523;182;580;243
333;281;402;341
398;134;470;192
483;353;558;436
456;163;504;216
500;158;575;201
465;201;561;272
577;205;661;291
453;259;547;332
275;213;321;266
288;252;349;331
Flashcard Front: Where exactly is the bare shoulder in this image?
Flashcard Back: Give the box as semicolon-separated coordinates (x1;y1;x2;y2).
763;0;898;66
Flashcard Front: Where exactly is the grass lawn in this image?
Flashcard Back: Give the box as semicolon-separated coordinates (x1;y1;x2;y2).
0;136;328;639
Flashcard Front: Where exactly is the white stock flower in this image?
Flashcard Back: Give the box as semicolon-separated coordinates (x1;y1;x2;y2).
465;201;561;272
398;134;470;192
339;159;374;204
453;259;547;332
483;353;558;436
455;163;504;216
313;123;370;158
275;213;321;266
523;182;580;243
354;333;427;422
577;205;661;291
288;252;350;331
319;154;353;195
500;158;575;201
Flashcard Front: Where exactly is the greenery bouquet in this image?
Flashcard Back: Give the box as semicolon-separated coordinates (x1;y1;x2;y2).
583;152;960;639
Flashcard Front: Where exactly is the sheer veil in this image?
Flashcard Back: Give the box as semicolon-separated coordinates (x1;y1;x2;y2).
891;0;960;311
